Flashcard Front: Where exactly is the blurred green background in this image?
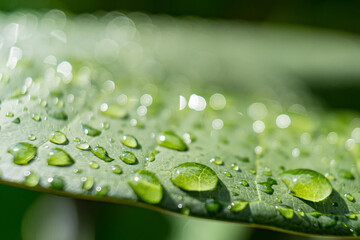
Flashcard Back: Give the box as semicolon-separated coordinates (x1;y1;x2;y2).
1;1;359;239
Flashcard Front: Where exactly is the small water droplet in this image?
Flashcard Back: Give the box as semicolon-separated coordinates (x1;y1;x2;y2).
91;146;113;162
49;131;68;145
156;131;187;151
28;134;37;141
178;204;190;215
101;122;110;130
297;209;305;216
96;185;110;196
146;150;159;162
280;169;332;202
7;142;37;165
12;117;20;124
82;124;101;137
276;198;282;203
48;176;65;190
240;180;249;187
111;165;122;174
76;142;90;150
231;163;240;172
48;148;74;166
170;162;218;191
32;113;41;121
128;170;163;204
24;171;39;187
249;169;256;174
210;157;223;165
204;199;221;213
81;176;94;190
229;201;248;212
224;171;232;177
339;169;355;180
99;103;127;118
6;112;14;117
89;161;100;169
311;212;322;218
346;213;357;220
276;206;294;219
120;135;139;148
120;151;137;164
345;193;354;202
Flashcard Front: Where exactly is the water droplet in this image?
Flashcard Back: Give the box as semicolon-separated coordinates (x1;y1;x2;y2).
7;142;37;165
99;103;127;118
73;168;82;174
156;131;187;151
345;193;354;202
240;180;249;187
28;134;37;141
128;169;163;204
224;171;232;177
120;135;139;148
339;169;355;180
280;168;332;202
6;112;14;117
170;162;218;191
48;148;74;166
81;176;94;190
249;169;256;174
204;199;221;213
231;163;240;171
276;198;282;203
48;176;65;190
96;185;110;196
76;142;90;150
89;161;100;169
111;165;122;174
82;124;101;137
12;117;20;124
24;171;39;187
120;151;137;164
297;209;305;216
229;201;248;212
49;131;68;145
178;204;190;215
91;146;113;162
183;132;196;144
32;113;41;121
258;178;277;194
146;150;159;162
48;109;68;120
276;206;294;219
210;157;223;165
311;212;322;218
263;168;272;176
101;122;110;130
346;213;357;219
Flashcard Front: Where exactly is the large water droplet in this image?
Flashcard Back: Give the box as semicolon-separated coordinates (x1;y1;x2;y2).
170;162;218;191
47;148;74;166
280;168;332;202
24;171;39;187
82;124;101;137
120;151;137;164
276;206;294;219
120;135;139;148
128;170;163;204
156;131;187;151
49;131;68;145
91;146;114;162
99;103;127;118
8;142;37;165
229;201;248;212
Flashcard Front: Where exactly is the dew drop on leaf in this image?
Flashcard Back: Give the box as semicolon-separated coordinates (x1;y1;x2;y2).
111;165;122;174
205;198;221;213
229;201;248;212
339;169;355;180
170;162;218;191
128;169;163;204
47;148;74;166
240;180;249;187
156;131;187;151
89;161;100;169
210;157;223;165
76;142;90;150
224;171;232;177
91;146;113;162
24;171;39;187
82;124;101;137
32;113;41;121
96;185;110;196
258;178;277;194
48;176;65;190
280;168;332;202
81;175;94;190
276;206;294;219
7;142;37;165
345;193;354;202
49;131;68;144
99;103;127;118
120;134;139;148
12;117;20;124
120;151;137;164
28;134;37;141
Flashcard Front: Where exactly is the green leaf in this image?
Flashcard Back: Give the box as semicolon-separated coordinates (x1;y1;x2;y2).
1;11;360;238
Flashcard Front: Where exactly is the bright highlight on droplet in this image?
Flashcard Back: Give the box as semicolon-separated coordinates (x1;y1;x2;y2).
212;119;224;130
179;95;187;110
252;120;265;133
209;93;226;110
188;94;206;111
248;102;267;120
276;114;291;128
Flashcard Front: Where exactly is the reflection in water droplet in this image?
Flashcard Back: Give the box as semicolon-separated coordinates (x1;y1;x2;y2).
156;131;187;151
8;142;37;165
48;148;74;166
128;170;163;204
224;171;232;177
280;169;332;202
6;112;14;117
170;162;218;191
178;204;190;215
120;135;139;148
146;150;159;162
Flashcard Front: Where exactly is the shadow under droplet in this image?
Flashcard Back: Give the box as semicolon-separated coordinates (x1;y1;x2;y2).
302;190;349;215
